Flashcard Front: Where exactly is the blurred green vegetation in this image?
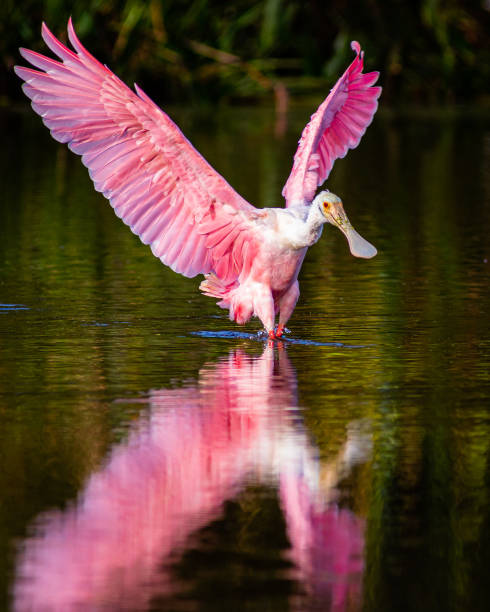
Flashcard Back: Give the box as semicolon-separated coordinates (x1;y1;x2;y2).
2;0;490;106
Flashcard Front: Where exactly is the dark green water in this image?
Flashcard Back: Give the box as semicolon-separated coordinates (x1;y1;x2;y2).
1;105;489;611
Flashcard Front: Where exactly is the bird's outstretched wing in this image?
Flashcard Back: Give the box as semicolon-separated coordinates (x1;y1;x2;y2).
282;42;381;207
15;19;261;283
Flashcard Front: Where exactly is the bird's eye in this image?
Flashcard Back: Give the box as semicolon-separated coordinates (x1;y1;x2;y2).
323;201;330;210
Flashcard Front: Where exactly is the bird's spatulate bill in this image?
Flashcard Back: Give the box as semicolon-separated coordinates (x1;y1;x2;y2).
343;225;377;259
328;206;377;259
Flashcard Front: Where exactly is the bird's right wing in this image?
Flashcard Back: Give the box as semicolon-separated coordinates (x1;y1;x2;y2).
15;20;261;283
282;42;381;207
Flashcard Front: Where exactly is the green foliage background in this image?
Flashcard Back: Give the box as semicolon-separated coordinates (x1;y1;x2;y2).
2;0;490;106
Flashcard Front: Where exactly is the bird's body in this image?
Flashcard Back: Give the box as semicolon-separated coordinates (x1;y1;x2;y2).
200;202;325;332
16;21;381;338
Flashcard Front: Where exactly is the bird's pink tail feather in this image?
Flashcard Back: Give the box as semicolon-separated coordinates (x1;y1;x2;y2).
199;274;253;325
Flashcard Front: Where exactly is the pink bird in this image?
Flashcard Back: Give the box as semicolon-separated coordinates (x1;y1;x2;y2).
16;20;381;339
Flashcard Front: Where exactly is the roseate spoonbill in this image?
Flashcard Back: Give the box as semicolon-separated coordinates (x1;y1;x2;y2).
16;20;381;338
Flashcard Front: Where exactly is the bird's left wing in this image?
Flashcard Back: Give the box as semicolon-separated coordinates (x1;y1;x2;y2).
282;42;381;207
15;20;260;283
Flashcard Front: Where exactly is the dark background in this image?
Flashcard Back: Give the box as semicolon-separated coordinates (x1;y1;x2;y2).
2;0;490;107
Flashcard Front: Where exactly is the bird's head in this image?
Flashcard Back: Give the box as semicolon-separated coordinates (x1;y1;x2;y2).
315;190;377;259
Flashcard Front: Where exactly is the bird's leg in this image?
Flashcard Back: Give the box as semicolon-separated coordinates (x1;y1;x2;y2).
276;281;300;338
253;285;276;339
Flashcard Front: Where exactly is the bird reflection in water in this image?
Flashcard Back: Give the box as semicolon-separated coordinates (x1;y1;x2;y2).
14;343;371;611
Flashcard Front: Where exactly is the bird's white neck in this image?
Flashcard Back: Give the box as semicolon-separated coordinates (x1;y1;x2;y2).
294;201;325;246
290;203;325;248
306;201;327;232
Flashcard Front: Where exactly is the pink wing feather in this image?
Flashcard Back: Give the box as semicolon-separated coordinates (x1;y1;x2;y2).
15;20;260;282
282;41;381;207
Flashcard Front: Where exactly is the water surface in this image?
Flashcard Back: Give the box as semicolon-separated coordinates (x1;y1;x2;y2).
0;105;489;611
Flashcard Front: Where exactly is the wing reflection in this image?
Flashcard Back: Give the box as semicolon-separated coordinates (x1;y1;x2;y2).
14;343;370;611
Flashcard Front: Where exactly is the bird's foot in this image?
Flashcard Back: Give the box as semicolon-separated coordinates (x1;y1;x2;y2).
267;325;290;340
275;323;285;338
